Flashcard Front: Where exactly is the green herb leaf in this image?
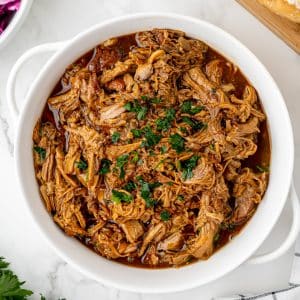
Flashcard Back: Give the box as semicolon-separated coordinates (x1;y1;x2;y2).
149;150;156;156
124;102;132;111
131;151;139;163
177;195;184;201
180;155;200;181
138;177;161;207
33;146;46;160
137;107;148;120
155;118;168;131
169;133;185;153
99;158;112;175
160;145;167;154
145;198;157;207
150;97;162;104
131;128;143;138
181;100;204;115
116;154;129;179
123;181;137;192
211;87;217;94
75;159;88;171
182;116;206;132
111;190;133;203
154;159;165;170
142;126;162;148
256;165;269;173
111;132;120;143
160;210;171;221
213;233;220;243
140;95;148;101
124;99;148;120
0;257;33;299
156;108;176;131
179;127;188;134
140;95;162;104
227;224;236;231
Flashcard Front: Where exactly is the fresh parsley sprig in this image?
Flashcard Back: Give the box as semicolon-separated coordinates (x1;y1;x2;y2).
33;146;46;160
0;257;33;300
181;100;204;115
178;155;200;181
75;158;88;171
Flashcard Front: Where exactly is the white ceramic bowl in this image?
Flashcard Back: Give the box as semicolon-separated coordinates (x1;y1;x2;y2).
0;0;33;50
7;13;299;293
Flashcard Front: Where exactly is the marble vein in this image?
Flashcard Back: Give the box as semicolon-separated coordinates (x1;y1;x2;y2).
0;97;13;156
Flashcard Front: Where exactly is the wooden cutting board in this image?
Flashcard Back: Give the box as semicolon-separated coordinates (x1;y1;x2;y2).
236;0;300;54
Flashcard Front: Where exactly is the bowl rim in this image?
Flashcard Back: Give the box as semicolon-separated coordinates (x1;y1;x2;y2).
0;0;33;50
14;12;294;293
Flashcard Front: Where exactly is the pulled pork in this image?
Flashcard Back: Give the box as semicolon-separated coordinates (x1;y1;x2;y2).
33;29;269;268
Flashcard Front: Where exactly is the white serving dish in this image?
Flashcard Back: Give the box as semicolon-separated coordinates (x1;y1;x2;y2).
0;0;33;50
6;13;300;293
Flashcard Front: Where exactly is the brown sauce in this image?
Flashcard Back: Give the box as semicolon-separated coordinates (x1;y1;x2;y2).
41;31;271;268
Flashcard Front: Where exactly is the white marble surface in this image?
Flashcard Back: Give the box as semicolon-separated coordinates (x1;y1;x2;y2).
0;0;300;299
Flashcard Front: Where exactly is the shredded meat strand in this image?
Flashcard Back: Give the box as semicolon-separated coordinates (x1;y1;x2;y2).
33;29;269;268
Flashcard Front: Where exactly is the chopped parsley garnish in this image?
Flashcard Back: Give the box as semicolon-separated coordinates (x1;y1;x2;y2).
141;126;162;148
160;145;168;154
150;97;162;104
33;146;46;160
149;150;156;156
180;126;188;134
141;95;162;104
99;158;112;175
138;177;162;207
182;116;207;132
111;132;120;143
75;158;88;171
227;224;236;231
181;100;204;115
131;128;143;138
213;233;220;243
132;126;162;148
144;198;157;208
154;159;165;170
131;151;139;163
137;107;148;120
156;108;176;131
256;165;269;173
123;181;137;192
160;210;171;221
116;154;129;179
111;190;133;203
211;87;217;94
169;133;185;153
124;99;148;120
179;155;200;181
124;102;132;111
177;195;184;201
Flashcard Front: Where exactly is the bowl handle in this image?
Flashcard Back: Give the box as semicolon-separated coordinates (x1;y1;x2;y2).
6;41;65;121
246;182;300;265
